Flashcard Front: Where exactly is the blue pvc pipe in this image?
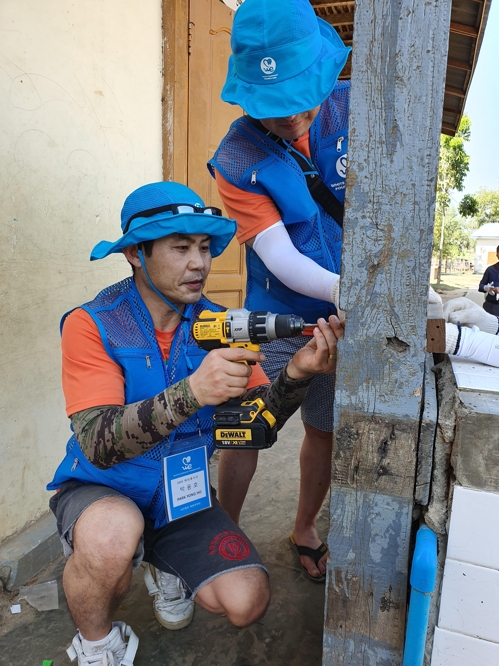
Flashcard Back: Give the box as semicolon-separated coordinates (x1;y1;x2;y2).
402;524;438;666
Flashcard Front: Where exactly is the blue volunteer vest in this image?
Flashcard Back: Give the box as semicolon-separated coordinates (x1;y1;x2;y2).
47;277;224;528
209;81;350;322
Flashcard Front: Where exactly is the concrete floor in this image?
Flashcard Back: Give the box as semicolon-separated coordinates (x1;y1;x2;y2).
461;288;484;307
0;411;328;666
436;285;481;304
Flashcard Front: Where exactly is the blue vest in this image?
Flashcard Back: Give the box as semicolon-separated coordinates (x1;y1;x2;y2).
209;81;350;322
47;278;224;528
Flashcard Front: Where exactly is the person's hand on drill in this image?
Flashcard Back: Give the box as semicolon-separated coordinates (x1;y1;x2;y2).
188;315;344;406
188;347;265;407
287;315;344;379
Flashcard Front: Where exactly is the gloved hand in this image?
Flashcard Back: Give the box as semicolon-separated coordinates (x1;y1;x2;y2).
428;286;443;305
443;297;499;334
445;322;460;354
330;279;345;321
483;282;499;300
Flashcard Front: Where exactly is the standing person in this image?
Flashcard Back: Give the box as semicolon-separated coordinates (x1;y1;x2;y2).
48;181;343;664
478;245;499;316
209;0;351;582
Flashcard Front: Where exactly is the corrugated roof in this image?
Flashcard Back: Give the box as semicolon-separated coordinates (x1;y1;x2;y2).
310;0;492;136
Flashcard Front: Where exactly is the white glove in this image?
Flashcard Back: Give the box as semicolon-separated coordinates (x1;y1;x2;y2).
443;297;481;321
445;322;460;354
483;282;497;296
330;279;345;321
443;297;499;335
447;323;499;367
428;286;443;305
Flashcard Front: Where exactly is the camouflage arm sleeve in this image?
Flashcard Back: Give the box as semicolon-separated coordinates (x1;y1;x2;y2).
71;365;312;469
243;364;313;431
70;378;201;469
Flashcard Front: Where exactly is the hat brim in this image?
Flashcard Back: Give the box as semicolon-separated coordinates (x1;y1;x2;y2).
221;19;351;119
90;212;237;261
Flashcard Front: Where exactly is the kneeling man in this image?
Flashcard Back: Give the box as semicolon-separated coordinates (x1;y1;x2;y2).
48;181;342;665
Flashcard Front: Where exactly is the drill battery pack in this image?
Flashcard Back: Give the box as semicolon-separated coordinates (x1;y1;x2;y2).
213;398;278;450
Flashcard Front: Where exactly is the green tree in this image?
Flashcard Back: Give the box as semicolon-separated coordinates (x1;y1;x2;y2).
433;206;475;260
434;115;474;283
459;193;479;219
471;187;499;228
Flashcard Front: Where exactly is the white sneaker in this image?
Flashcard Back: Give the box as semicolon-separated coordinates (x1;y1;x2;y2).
66;621;139;665
143;563;194;630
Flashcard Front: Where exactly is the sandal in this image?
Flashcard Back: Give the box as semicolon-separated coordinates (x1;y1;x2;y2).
289;533;328;583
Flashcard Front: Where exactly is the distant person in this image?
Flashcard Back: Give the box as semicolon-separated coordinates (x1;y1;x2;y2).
478;245;499;316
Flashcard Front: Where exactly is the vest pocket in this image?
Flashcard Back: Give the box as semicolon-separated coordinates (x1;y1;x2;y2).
51;441;162;514
81;456;161;512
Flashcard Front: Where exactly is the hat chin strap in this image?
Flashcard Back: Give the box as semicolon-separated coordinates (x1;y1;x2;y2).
137;249;190;322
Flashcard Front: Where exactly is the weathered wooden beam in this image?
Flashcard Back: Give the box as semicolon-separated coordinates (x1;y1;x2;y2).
311;1;355;8
445;85;466;98
323;0;452;663
415;356;438;505
427;301;446;353
450;21;479;37
447;57;472;71
325;12;355;26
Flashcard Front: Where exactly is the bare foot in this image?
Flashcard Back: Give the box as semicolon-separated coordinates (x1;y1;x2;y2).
291;526;328;579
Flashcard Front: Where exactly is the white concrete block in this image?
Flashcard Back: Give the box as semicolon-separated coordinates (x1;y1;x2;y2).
448;486;499;570
432;627;499;665
451;358;499;393
439;559;499;643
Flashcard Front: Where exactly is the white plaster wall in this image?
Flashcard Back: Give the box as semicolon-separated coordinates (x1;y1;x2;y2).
474;239;499;274
0;0;163;540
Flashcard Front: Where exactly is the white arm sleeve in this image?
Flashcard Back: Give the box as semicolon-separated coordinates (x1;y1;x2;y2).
452;325;499;368
252;221;339;302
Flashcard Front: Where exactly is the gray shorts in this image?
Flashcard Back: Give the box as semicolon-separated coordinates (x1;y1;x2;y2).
260;337;336;432
49;481;266;598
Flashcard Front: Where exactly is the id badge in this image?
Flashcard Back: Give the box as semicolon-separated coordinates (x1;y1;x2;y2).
163;444;212;522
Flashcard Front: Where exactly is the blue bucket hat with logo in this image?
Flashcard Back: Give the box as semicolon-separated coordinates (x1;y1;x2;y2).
90;182;237;261
221;0;351;119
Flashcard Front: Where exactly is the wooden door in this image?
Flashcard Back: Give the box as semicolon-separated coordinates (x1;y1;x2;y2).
188;0;246;308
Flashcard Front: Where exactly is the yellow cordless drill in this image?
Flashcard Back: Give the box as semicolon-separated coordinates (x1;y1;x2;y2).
192;308;307;450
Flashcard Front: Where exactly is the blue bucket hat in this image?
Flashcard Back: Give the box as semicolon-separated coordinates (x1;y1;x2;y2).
221;0;351;119
90;182;237;261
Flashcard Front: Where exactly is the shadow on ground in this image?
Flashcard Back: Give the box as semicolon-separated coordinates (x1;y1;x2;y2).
1;412;328;666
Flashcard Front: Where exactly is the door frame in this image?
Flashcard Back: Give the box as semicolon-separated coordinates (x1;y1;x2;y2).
162;0;189;184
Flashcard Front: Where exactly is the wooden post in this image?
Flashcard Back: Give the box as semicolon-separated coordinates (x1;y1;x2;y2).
162;0;189;184
323;1;452;663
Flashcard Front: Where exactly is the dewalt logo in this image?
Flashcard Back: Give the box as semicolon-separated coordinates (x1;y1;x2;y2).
215;429;252;440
